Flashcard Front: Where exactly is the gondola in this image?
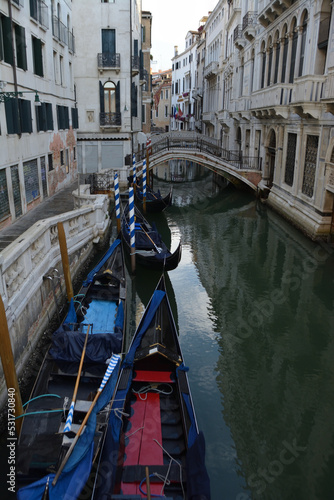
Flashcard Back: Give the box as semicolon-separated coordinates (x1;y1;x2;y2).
121;204;182;271
135;184;172;213
93;275;211;499
17;238;126;500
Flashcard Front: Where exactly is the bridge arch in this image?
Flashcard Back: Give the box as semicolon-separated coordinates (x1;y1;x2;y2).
133;132;263;191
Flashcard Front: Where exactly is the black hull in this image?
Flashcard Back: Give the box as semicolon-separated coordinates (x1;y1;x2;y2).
135;189;172;213
121;204;181;271
17;239;126;499
93;276;210;499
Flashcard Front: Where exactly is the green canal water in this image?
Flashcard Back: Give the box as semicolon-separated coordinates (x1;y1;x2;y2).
134;161;334;500
1;160;334;500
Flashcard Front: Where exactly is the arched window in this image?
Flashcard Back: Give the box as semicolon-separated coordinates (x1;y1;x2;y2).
104;81;116;113
267;36;273;86
261;42;266;89
274;31;280;84
281;25;288;83
250;49;255;93
298;11;308;76
289;19;298;83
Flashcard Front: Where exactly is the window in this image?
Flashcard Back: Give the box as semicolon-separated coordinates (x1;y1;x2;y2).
60;55;63;85
57;105;69;130
104;81;116;113
36;103;53;131
274;40;280;84
102;0;115;2
281;29;288;83
261;46;266;89
60;150;64;166
142;104;146;124
0;169;10;221
289;23;298;83
131;82;138;117
32;36;44;77
284;133;297;186
71;107;79;129
102;29;115;56
267;43;273;86
165;89;169;99
0;15;13;65
24;159;39;203
48;153;53;171
299;13;308;77
5;98;32;134
164;105;168;118
302;135;318;197
15;24;27;70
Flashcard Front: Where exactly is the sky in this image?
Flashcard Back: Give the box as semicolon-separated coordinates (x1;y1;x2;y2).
142;0;218;72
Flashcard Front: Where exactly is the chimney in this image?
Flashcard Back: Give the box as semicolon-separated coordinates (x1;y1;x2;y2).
174;45;178;56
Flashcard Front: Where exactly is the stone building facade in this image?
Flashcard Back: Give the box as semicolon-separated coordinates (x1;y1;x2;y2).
152;69;172;133
0;0;77;230
173;0;334;240
72;0;146;181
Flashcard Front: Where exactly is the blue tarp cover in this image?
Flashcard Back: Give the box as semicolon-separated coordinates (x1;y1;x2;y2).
82;239;120;286
17;357;120;500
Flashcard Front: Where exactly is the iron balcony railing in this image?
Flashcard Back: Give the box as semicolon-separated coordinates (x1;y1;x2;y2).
242;11;257;31
233;25;243;42
97;53;121;69
100;112;121;127
52;16;69;45
12;0;24;7
132;56;140;71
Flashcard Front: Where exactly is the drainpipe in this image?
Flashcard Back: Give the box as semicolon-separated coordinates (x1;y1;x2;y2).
8;0;21;138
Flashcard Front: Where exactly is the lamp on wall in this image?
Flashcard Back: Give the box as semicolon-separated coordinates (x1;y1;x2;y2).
124;104;129;111
0;87;41;105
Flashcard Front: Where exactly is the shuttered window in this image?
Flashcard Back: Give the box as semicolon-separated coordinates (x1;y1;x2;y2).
15;24;27;70
23;159;40;203
32;36;44;77
71;107;79;129
5;98;32;134
19;99;32;133
57;105;69;130
1;15;13;65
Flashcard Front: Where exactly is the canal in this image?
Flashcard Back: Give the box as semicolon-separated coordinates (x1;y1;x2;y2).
131;160;334;500
1;159;334;499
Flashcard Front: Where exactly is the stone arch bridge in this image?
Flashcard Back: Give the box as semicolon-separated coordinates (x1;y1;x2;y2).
134;132;263;192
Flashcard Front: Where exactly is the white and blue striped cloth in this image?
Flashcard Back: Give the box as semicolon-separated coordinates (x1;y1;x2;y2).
129;187;135;249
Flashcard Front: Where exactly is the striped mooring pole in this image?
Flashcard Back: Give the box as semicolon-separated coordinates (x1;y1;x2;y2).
132;153;136;194
129;186;136;273
114;173;121;233
143;158;147;214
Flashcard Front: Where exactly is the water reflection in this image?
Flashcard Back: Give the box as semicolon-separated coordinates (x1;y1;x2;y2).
153;160;334;500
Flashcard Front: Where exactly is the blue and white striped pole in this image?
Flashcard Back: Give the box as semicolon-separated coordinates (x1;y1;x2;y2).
129;186;136;273
143;158;147;214
53;353;121;486
114;173;121;233
132;153;136;193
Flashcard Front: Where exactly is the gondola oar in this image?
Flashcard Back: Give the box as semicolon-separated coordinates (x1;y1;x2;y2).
62;324;91;434
140;224;162;253
52;354;120;486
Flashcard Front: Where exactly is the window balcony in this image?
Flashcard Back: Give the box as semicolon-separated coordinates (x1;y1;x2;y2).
52;16;68;45
100;112;121;128
291;75;325;119
233;25;246;50
321;69;334;115
132;56;140;76
250;84;293;119
204;61;219;79
259;0;295;28
97;53;121;73
242;11;257;41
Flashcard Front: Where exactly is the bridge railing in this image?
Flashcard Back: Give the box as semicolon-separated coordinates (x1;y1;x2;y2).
135;132;262;171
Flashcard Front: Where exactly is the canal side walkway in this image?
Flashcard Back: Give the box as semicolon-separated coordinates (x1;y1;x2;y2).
0;181;78;251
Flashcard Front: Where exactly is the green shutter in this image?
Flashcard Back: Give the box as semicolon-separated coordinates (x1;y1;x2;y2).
15;25;27;71
32;36;43;77
5;98;19;134
46;103;53;130
2;16;13;65
116;82;120;114
19;99;32;133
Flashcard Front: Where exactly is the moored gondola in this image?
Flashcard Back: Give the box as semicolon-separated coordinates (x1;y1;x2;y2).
93;275;210;499
135;184;172;212
16;238;126;500
121;204;181;271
